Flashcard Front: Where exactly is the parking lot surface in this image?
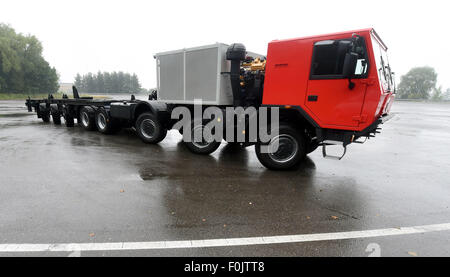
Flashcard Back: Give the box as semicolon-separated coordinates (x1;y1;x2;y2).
1;100;450;256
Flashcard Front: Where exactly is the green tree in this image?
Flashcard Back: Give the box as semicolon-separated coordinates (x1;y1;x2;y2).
74;73;82;88
103;72;112;93
431;86;443;101
397;66;437;100
0;23;59;94
74;71;142;94
85;72;95;93
443;88;450;101
130;73;141;93
96;71;104;94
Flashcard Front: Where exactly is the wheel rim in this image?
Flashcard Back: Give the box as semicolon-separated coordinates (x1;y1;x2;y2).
141;119;156;139
191;125;213;149
268;134;299;163
98;113;107;130
81;112;90;127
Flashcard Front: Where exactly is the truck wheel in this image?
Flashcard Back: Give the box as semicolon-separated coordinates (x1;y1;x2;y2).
184;119;221;155
227;141;243;148
65;115;75;127
52;112;61;125
78;106;96;131
41;112;50;123
135;112;167;144
255;124;306;170
95;108;120;134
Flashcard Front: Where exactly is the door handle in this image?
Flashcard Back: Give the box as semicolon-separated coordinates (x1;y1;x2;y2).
308;95;318;102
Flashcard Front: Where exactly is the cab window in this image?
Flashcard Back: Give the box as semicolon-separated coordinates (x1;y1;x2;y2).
310;38;368;79
371;34;393;92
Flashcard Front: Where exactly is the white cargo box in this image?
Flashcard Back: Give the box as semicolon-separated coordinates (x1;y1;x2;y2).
155;43;262;106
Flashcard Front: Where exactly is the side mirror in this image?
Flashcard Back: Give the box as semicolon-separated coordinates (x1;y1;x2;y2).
343;52;358;78
391;71;397;94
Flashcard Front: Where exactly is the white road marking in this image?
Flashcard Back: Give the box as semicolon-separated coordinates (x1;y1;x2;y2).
67;250;81;257
1;222;449;253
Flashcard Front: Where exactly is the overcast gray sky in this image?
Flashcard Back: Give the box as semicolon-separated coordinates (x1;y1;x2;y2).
1;0;449;89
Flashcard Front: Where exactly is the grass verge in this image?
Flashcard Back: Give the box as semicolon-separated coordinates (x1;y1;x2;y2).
0;93;63;100
0;93;110;100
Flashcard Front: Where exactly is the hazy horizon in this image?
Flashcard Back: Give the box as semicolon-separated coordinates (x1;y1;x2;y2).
2;0;449;90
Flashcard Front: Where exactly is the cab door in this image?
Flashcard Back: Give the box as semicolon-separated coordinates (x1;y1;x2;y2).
305;38;371;128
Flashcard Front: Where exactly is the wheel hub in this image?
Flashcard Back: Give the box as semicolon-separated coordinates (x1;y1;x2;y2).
81;112;90;127
191;125;214;149
268;134;299;163
98;113;107;130
141;119;156;139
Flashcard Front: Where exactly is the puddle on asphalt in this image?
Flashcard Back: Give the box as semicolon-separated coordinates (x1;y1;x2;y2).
139;170;169;180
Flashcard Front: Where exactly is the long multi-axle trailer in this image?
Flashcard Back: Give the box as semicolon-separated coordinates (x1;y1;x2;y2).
26;28;395;170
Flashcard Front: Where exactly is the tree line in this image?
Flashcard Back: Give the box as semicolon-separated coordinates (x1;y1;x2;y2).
2;22;450;100
397;66;450;101
0;24;59;94
74;71;143;94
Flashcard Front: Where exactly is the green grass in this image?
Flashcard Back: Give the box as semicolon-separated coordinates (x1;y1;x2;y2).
0;92;110;100
79;94;111;99
0;92;63;100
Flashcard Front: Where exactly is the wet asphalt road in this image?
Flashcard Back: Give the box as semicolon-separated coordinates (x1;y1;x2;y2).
0;100;450;257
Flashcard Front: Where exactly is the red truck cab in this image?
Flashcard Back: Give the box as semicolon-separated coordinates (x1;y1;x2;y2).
245;28;395;168
263;28;395;133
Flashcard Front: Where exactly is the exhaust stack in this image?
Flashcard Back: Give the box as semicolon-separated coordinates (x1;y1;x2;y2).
226;43;246;107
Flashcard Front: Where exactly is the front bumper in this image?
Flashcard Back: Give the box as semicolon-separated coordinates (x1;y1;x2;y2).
380;113;395;124
318;113;395;159
313;113;396;148
354;113;395;141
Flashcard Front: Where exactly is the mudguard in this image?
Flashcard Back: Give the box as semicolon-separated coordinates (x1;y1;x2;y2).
110;101;168;121
132;101;168;119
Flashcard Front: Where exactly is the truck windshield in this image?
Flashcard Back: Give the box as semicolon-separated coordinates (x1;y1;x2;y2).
371;33;395;93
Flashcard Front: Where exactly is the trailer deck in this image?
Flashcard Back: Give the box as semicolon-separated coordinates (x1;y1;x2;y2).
25;88;146;130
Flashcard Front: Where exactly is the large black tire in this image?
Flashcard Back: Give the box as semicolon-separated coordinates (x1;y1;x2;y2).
41;112;50;123
255;124;306;170
95;107;120;134
135;112;167;144
65;114;75;127
227;141;243;148
78;106;96;131
51;112;61;125
183;119;221;155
